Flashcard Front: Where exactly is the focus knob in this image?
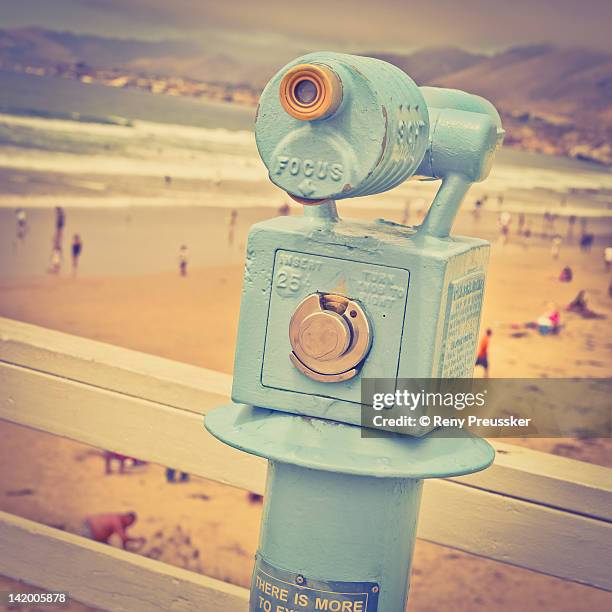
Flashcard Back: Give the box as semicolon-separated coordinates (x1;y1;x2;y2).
289;293;372;382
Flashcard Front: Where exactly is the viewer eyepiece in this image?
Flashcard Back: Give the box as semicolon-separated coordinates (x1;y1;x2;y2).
294;78;318;105
279;63;342;121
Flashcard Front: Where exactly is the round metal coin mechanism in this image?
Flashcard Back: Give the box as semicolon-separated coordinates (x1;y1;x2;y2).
289;293;372;382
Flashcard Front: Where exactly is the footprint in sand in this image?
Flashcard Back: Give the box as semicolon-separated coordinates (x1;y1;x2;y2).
142;525;203;572
5;488;35;496
552;443;581;457
189;493;210;501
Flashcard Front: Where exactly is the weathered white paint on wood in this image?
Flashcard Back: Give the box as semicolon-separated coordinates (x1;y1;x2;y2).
420;479;612;591
455;440;612;523
1;317;611;591
0;316;232;413
1;317;610;521
2;364;611;590
0;510;249;611
0;362;267;493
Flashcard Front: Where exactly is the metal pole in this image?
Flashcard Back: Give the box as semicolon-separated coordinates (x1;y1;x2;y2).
256;462;421;611
206;404;494;612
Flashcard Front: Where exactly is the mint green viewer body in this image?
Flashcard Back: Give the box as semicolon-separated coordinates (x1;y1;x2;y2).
206;51;503;611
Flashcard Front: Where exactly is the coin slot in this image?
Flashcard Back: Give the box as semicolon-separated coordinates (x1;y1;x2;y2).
289;293;372;381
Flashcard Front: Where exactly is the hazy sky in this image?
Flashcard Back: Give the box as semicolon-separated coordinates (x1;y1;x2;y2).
1;0;611;55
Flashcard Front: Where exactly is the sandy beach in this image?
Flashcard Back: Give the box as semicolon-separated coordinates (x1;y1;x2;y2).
1;110;611;221
1;211;611;611
0;103;611;610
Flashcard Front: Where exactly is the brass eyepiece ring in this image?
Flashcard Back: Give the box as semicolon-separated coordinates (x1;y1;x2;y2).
279;63;342;121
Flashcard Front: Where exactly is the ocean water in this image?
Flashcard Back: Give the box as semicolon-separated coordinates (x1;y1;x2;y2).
0;69;608;175
0;69;610;217
0;69;256;131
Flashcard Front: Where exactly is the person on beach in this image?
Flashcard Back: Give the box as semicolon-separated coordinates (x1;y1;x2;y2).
179;244;189;277
579;218;594;252
472;199;482;220
82;512;144;549
604;246;612;272
278;202;290;217
54;206;65;244
517;212;525;237
401;200;411;225
48;206;66;273
580;233;594;252
475;329;492;377
548;305;560;333
15;208;27;240
567;215;576;242
55;206;66;229
559;266;573;282
498;211;511;244
551;235;562;260
538;303;560;335
542;211;556;237
104;450;129;474
414;198;426;223
522;223;532;248
48;245;62;274
567;291;588;314
166;467;189;483
227;209;238;245
103;451;146;474
71;234;83;275
566;291;604;319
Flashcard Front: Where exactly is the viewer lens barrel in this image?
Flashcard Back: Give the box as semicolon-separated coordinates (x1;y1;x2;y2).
257;52;430;201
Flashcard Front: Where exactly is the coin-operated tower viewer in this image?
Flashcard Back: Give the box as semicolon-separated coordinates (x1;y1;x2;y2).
207;52;504;612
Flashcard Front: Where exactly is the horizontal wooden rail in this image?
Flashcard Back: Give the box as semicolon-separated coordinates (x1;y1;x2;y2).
0;316;232;412
1;317;609;521
0;511;249;611
1;316;611;595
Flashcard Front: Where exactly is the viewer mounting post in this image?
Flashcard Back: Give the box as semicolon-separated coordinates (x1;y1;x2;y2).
207;52;504;611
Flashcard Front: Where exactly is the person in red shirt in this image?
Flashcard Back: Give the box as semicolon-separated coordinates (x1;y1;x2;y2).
82;512;144;550
475;329;492;377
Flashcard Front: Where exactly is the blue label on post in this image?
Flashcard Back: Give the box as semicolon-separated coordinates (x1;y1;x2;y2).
251;557;380;611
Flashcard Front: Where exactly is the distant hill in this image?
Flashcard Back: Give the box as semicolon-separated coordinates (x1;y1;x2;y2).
364;46;611;164
0;27;276;87
1;27;610;162
0;27;197;69
2;27;610;112
426;44;612;117
369;47;485;84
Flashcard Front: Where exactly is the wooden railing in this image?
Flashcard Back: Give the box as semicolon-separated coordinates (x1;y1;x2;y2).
0;316;610;610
